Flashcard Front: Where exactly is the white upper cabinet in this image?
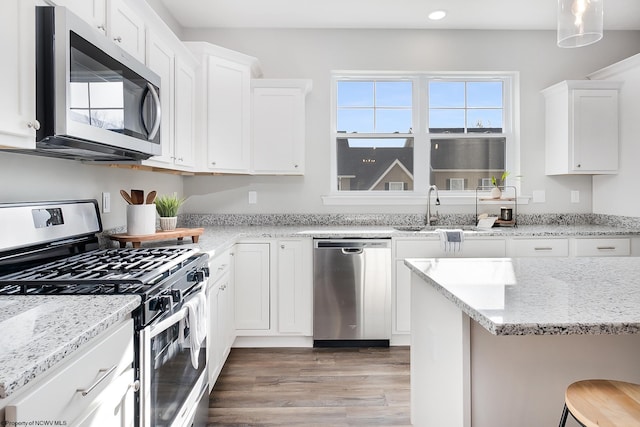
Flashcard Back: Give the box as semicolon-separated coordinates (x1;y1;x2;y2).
0;0;38;150
107;0;146;62
186;42;262;174
143;29;175;167
51;0;107;34
251;79;311;175
173;57;197;169
543;80;621;175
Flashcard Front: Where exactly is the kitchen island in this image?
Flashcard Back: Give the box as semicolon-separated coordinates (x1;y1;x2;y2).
406;257;640;427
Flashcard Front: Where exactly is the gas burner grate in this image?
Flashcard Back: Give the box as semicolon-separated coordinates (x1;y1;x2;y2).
0;246;201;294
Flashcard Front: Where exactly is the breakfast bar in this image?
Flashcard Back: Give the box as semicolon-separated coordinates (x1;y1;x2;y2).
406;257;640;427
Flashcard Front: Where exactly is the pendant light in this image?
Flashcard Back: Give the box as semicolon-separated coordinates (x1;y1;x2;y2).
557;0;603;48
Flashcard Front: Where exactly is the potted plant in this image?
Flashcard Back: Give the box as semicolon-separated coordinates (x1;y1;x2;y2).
155;194;185;231
490;171;510;199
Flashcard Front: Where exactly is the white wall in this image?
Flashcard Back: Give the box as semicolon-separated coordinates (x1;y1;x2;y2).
181;28;640;215
0;152;183;230
591;54;640;217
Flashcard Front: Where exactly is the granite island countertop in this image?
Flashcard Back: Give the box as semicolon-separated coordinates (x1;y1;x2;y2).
0;295;140;399
405;257;640;336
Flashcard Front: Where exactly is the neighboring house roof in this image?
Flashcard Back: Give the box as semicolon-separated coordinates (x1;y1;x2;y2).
367;159;414;191
337;138;413;191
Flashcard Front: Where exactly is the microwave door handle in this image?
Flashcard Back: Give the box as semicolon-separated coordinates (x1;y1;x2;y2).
144;82;162;141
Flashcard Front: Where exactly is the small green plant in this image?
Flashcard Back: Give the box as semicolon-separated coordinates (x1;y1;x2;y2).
155;194;185;217
491;171;510;187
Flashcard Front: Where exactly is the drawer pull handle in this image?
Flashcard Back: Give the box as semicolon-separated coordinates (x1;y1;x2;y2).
534;247;553;251
596;246;616;250
77;365;117;397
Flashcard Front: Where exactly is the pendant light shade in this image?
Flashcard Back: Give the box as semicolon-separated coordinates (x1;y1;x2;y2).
557;0;603;48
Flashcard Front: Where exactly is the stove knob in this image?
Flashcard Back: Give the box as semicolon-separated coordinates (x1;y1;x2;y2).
152;295;172;312
189;269;207;283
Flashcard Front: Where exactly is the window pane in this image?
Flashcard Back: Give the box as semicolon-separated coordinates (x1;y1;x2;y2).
337;81;373;107
467;82;502;108
467;109;503;132
429;82;464;108
337;137;414;191
376;109;412;133
337;109;374;133
429;109;465;133
430;138;505;190
376;81;412;107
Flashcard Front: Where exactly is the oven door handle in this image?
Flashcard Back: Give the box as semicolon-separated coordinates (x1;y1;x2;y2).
149;306;189;339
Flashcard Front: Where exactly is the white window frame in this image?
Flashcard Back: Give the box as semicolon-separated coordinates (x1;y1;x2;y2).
323;71;520;206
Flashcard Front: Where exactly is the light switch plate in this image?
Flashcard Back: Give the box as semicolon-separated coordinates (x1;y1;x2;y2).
102;192;111;213
248;191;257;204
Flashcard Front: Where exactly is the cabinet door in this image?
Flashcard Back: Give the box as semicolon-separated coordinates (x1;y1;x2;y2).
207;56;251;172
0;0;37;149
108;0;145;62
52;0;107;34
572;89;619;173
234;243;270;330
143;30;175;166
174;57;196;169
277;239;312;335
74;368;135;427
251;85;306;174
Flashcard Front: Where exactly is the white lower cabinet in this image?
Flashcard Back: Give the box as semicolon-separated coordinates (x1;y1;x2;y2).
234;243;270;331
207;249;234;391
573;237;631;257
507;238;569;257
4;319;134;426
232;238;313;345
393;238;506;339
277;239;312;335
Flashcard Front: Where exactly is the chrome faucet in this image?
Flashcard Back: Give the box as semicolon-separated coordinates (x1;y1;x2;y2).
426;185;440;226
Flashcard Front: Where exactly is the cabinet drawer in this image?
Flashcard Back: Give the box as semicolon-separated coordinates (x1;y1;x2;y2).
509;239;569;257
6;320;134;424
574;238;630;257
395;238;505;258
209;248;231;282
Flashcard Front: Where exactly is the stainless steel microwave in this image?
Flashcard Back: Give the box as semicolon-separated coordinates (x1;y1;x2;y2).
32;6;162;162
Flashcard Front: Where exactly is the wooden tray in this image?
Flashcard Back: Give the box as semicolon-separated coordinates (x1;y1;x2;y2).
109;228;204;248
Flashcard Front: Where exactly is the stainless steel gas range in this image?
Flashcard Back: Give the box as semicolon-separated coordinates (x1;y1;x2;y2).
0;200;210;427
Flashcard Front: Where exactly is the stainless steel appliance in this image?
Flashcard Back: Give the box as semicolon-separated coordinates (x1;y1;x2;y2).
0;200;209;427
25;6;162;162
313;239;391;347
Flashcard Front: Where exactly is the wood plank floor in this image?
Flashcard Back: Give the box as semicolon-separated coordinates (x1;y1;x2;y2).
207;346;410;426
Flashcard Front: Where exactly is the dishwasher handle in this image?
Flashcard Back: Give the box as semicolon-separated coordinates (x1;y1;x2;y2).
342;248;363;255
314;239;391;250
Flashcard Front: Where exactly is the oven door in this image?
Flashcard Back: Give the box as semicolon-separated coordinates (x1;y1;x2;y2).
140;293;208;427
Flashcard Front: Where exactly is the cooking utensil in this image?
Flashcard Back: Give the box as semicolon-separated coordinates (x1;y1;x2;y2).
120;190;133;205
145;190;157;205
131;189;144;205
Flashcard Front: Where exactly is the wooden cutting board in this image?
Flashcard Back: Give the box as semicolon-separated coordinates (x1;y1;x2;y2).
109;228;204;248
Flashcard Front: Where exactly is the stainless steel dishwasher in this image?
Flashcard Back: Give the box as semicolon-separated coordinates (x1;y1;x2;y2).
313;239;391;347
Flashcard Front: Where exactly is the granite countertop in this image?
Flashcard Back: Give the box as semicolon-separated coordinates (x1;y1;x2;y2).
0;295;140;399
405;257;640;336
190;223;640;255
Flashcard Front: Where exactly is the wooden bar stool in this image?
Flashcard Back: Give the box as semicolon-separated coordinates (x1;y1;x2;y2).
559;379;640;427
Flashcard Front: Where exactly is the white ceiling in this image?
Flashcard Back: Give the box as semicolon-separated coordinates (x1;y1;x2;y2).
159;0;640;30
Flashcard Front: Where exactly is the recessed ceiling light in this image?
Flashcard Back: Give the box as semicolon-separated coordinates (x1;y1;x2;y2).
428;10;447;21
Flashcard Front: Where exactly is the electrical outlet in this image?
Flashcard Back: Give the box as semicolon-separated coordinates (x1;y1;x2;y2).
571;190;580;203
102;192;111;213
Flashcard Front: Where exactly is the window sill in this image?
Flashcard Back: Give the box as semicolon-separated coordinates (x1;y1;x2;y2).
322;192;530;206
